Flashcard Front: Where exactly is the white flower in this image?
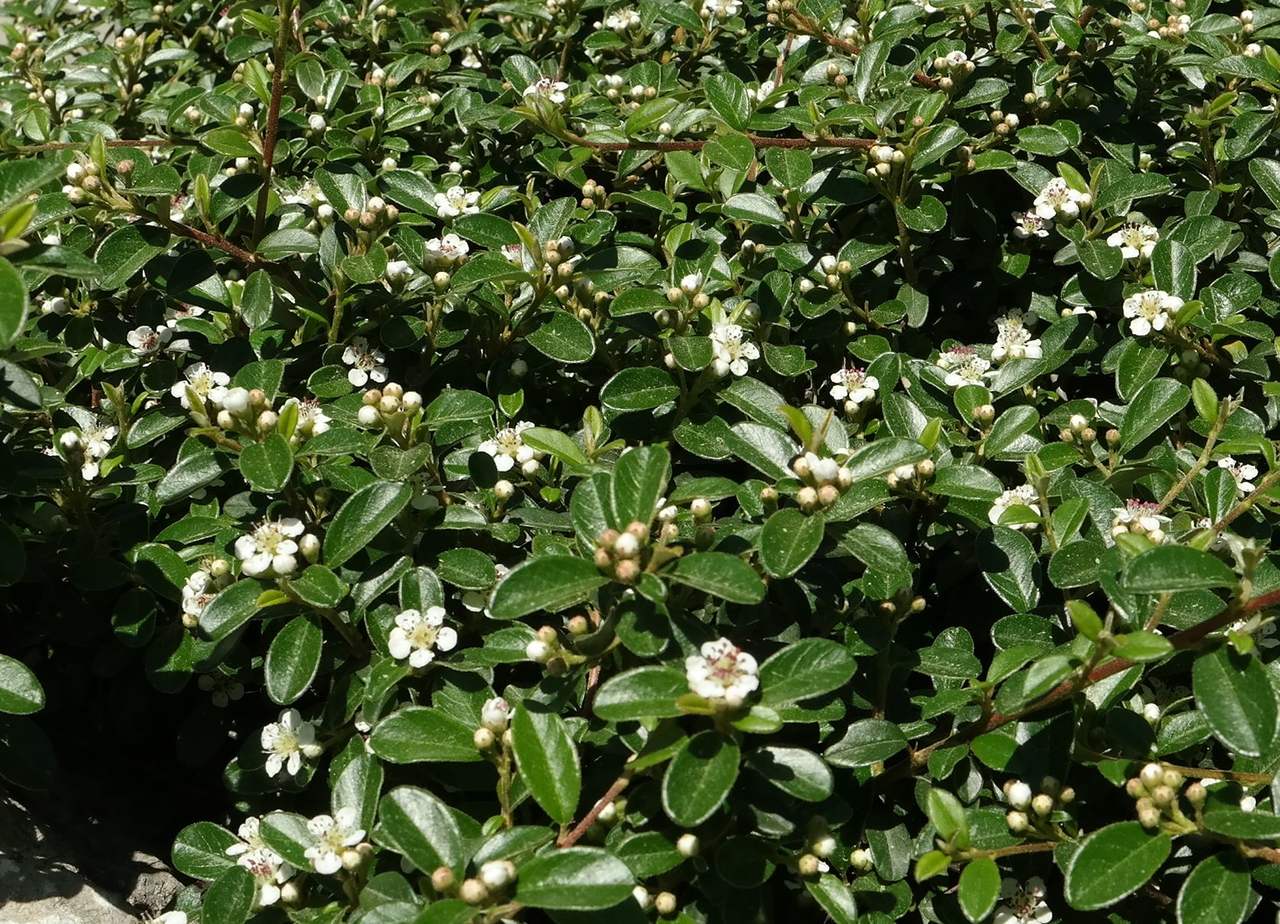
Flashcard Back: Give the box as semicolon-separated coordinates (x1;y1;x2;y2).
994;877;1052;924
387;606;458;668
386;259;414;282
679;272;703;294
710;322;759;377
701;0;741;18
1012;210;1052;239
260;708;321;777
481;696;513;731
748;79;786;109
127;324;172;356
304;807;365;875
685;637;759;707
988;485;1041;529
341;336;389;386
1111;499;1171;543
1217;456;1259;495
603;7;641;31
170;362;231;409
991;311;1042;363
937;346;993;388
460;49;482;69
434;186;481;218
478;421;543;473
523;76;570;105
182;566;231;619
237;846;293;906
78;418;118;480
1106;222;1159;260
1123;289;1182;337
307;113;326;132
1033;177;1090;221
235;517;306;577
426;233;470;265
284;397;331;440
828;365;879;409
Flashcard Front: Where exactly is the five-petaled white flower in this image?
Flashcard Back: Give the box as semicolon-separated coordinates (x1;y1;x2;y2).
127;324;172;356
1033;177;1090;221
992;311;1043;363
76;418;118;480
702;0;741;18
1123;289;1182;337
686;637;759;707
523;76;570;105
236;845;293;907
994;877;1052;924
426;233;470;264
341;336;389;387
1111;499;1170;544
182;566;231;620
710;322;760;377
388;606;458;668
434;186;481;218
284;397;331;440
828;365;879;410
603;7;641;31
1218;456;1259;495
478;421;544;473
235;517;306;577
171;362;230;409
937;346;993;388
1012;211;1052;239
304;807;365;875
260;708;321;777
1106;222;1159;260
988;485;1041;529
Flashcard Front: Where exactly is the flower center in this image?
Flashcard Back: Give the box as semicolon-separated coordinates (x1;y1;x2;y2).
409;624;439;649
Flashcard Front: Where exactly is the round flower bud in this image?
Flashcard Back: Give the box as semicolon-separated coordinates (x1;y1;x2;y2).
792;455;812;479
677;833;700;857
797;486;819;512
837;467;853;490
1140;762;1164;788
626;520;649;539
632;886;652;909
521;458;541;477
850;847;873;872
299;533;321;562
221;387;251;414
1031;794;1054;817
1185;782;1206;806
525;639;551;663
341;847;363;871
1138;806;1161;829
58;431;81;451
1162;769;1184;789
494;479;515;501
614;559;640;583
479;860;516;890
1126;777;1147;798
690;497;712;521
1151;785;1175;808
915;458;935;479
1006;810;1029;833
811;835;837;858
1006;780;1033;810
797;854;822;877
257;410;278;432
893;463;917;482
510;358;528;378
817;484;839;507
654;892;677;916
357;405;382;427
458;878;488;905
280;881;303;905
401;391;422;413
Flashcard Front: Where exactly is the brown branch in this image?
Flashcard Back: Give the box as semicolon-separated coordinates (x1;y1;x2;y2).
1212;468;1280;534
252;0;294;244
570;132;874;153
12;139;177;152
1156;398;1229;513
558;774;629;848
878;588;1280;785
145;214;264;265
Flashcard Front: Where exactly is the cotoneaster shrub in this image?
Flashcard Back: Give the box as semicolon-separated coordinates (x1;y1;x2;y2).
2;0;1280;922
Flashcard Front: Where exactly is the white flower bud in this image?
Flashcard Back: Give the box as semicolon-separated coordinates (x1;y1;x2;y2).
357;405;382;427
494;479;515;501
676;833;700;857
526;639;551;662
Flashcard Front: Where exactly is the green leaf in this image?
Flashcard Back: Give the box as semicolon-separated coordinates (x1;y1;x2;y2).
203;865;255;924
926;788;967;842
959;857;1001;923
666;552;765;603
0;256;28;349
722;193;785;225
171;821;239;880
663;731;740;826
759;638;855;705
1063;822;1171;911
610;444;670;528
914;850;951;882
844;437;926;482
0;654;43;715
515;847;635;911
1120;378;1190;454
198;579;262;641
265;616;322;704
745;746;833;802
1110;631;1174;662
760;508;825;578
1124;545;1237;593
824;718;907;767
323;481;412;568
1176;853;1253;924
239;432;294;492
705;74;750;129
511;704;581;824
527;312;595;363
1193;646;1278;758
95;225;170;289
806;875;857;924
289;565;348;608
369;706;482;763
600;367;679;413
425;389;496;426
1151;239;1196;301
239;269;273;329
156;450;225;505
984;405;1039;456
1201;807;1280;839
594;666;686;721
489;555;608;619
374;786;465;874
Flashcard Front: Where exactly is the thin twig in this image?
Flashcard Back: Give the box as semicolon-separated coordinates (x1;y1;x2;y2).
558;774;629;847
12;138;178;152
1213;468;1280;534
252;0;294;244
1156;398;1229;513
565;131;874;153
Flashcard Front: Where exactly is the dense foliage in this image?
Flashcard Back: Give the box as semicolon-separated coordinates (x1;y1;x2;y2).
3;0;1280;921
